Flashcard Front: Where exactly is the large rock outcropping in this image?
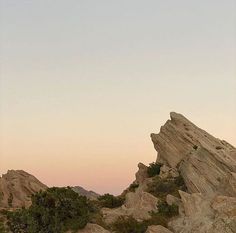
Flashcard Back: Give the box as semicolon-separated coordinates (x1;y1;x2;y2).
0;170;47;208
151;112;236;196
150;112;236;233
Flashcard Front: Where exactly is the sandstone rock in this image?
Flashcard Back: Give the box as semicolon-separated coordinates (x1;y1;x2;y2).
146;225;173;233
151;112;236;196
159;165;179;179
0;170;47;208
135;163;148;184
102;190;158;224
169;191;236;233
166;194;181;206
212;195;236;218
76;223;110;233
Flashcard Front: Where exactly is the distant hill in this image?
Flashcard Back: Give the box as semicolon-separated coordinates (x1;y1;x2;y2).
72;186;99;199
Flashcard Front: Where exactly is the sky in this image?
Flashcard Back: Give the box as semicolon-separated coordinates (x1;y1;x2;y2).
0;0;235;195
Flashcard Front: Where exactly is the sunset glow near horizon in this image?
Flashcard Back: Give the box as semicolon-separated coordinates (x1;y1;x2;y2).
0;0;236;195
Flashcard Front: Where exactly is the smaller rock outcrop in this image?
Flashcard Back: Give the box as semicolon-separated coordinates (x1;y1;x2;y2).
168;191;236;233
102;190;158;224
76;223;110;233
0;170;47;208
146;225;173;233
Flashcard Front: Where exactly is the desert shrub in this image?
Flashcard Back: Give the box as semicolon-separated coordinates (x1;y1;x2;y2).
0;218;6;233
143;212;168;227
98;194;125;208
142;202;178;228
7;187;90;233
147;176;186;199
0;192;3;201
112;216;147;233
147;162;162;177
174;175;185;187
128;182;139;192
157;201;178;217
7;193;13;207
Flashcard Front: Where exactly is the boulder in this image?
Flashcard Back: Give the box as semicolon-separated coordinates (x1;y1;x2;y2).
76;223;110;233
102;190;158;224
146;225;173;233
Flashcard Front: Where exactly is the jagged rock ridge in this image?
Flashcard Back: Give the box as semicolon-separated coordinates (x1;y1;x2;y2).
150;112;236;233
151;112;236;196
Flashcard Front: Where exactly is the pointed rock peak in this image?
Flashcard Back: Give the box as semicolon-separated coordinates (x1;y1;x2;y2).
169;112;194;125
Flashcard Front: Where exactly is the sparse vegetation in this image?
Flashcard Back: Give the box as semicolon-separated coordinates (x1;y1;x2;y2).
0;218;6;233
147;175;186;199
112;216;147;233
7;193;13;207
157;201;178;217
147;162;162;177
111;202;178;233
0;192;3;201
7;187;91;233
128;182;139;192
98;194;125;208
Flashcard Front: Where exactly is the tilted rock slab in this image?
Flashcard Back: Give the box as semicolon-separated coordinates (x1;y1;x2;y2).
151;112;236;196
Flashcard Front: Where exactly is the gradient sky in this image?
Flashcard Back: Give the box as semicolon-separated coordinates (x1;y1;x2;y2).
0;0;236;195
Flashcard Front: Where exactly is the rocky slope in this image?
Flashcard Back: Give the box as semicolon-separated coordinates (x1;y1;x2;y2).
0;170;47;208
100;112;236;233
149;112;236;233
2;112;236;233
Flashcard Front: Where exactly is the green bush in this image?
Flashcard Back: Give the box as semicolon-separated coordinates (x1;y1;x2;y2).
98;194;125;208
174;175;185;187
157;201;178;217
147;176;186;199
112;216;147;233
143;212;168;228
147;162;162;177
0;218;6;233
7;193;13;207
7;187;91;233
128;182;139;192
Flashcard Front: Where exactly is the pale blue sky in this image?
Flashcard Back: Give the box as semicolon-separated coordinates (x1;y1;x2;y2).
0;0;236;194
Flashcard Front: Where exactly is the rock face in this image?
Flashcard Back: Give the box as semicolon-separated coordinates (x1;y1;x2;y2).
169;191;236;233
146;225;173;233
76;223;110;233
151;112;236;196
0;170;47;208
102;189;158;224
72;186;99;200
151;112;236;233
